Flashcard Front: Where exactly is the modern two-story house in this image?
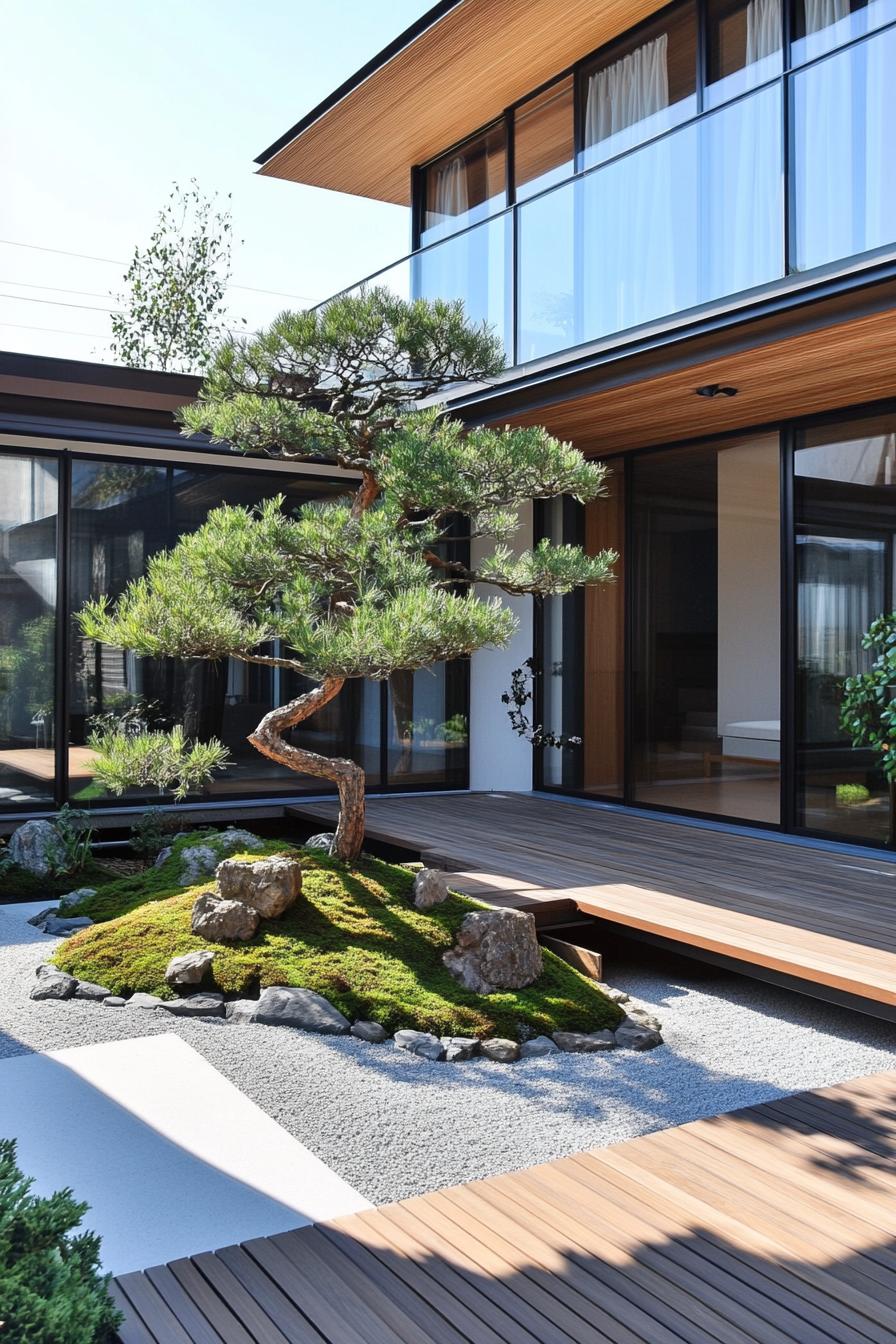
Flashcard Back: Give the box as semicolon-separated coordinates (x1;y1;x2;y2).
2;0;895;857
254;0;896;852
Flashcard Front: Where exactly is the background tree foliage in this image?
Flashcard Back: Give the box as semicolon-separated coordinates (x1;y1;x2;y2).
83;290;615;860
109;180;240;373
840;611;896;843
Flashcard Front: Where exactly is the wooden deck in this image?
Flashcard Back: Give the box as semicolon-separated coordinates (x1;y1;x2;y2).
113;1071;896;1343
293;792;896;1015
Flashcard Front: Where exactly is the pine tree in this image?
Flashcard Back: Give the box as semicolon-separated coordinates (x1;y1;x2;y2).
82;289;615;860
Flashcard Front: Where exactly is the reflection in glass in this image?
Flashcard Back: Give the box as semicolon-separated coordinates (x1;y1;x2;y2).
579;2;697;169
793;26;896;271
517;84;782;361
421;125;507;246
795;416;896;842
0;456;58;807
514;77;574;201
412;214;511;356
387;663;468;788
632;436;781;823
792;0;896;64
705;0;782;109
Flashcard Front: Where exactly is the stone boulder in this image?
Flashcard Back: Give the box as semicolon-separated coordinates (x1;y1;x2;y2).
553;1029;617;1053
440;1035;479;1061
160;992;225;1019
191;891;259;943
42;915;93;937
30;965;77;1000
480;1037;520;1063
394;1029;445;1061
615;1022;662;1051
443;908;542;994
304;832;336;854
165;949;216;988
58;887;97;912
351;1020;388;1043
413;868;449;910
73;980;112;1001
128;992;165;1010
103;996;127;1007
8;820;60;876
178;845;219;885
215;828;264;854
153;846;173;868
520;1035;559;1058
216;855;302;919
229;986;350;1034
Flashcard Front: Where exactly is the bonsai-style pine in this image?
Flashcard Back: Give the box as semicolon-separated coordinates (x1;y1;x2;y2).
840;612;896;844
81;289;614;860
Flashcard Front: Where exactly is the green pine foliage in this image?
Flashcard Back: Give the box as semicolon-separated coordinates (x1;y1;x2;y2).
81;290;616;846
52;835;622;1038
0;1139;121;1344
840;612;896;783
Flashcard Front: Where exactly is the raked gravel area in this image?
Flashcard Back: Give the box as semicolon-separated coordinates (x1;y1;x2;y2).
2;900;895;1206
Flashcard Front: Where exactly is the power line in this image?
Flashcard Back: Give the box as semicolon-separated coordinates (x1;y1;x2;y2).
0;278;118;300
0;320;107;338
0;238;313;302
0;291;114;314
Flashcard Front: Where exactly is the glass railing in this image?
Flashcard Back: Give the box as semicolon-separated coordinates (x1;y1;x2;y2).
319;23;896;371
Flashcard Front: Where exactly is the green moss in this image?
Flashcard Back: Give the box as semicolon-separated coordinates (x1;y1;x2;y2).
53;843;621;1038
0;858;119;903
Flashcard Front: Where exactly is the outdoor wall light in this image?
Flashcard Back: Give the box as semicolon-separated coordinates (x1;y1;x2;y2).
695;383;738;398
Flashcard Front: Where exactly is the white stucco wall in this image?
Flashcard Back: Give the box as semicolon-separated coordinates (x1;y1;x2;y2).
469;500;534;792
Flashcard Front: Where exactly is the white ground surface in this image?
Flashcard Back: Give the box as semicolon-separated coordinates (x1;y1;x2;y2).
2;898;895;1243
0;1032;369;1274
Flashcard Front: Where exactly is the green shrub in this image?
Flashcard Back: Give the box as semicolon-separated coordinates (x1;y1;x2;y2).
129;807;182;862
54;842;622;1039
835;783;871;806
0;1138;121;1344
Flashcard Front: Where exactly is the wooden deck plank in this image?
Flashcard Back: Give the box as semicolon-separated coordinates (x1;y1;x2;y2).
291;793;896;1008
114;1073;896;1344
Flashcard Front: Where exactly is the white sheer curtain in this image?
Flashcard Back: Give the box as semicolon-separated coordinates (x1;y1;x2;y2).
746;0;782;62
432;156;468;229
794;14;892;269
582;35;677;337
583;35;669;155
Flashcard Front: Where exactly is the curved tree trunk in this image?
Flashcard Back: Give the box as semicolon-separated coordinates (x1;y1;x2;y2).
249;676;365;862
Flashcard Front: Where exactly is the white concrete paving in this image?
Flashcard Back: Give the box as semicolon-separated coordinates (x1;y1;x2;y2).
0;1032;370;1274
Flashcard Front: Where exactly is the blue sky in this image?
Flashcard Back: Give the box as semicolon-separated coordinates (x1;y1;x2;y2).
2;1;428;363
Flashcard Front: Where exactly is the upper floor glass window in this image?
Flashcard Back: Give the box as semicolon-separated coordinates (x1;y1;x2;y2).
514;76;575;201
579;2;698;169
793;0;896;64
705;0;783;108
420;124;507;246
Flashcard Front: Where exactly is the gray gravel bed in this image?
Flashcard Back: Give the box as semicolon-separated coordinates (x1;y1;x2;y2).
2;903;894;1205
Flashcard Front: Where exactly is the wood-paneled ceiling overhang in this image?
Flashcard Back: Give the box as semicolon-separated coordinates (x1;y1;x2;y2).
255;0;669;204
446;269;896;454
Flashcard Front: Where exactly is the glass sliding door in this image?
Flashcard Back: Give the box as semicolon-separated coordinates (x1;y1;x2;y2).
0;455;59;808
631;435;781;822
794;413;896;842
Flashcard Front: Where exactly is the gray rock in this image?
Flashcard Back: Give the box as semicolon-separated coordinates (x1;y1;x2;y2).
480;1037;520;1063
304;832;336;853
128;992;165;1010
27;907;58;928
42;915;93;936
624;1007;663;1032
413;868;449;910
165;949;216;988
216;855;302;919
351;1020;388;1044
73;980;112;1001
58;887;97;912
190;891;260;943
159;992;226;1018
103;995;127;1007
8;820;60;876
552;1029;617;1053
443;908;542;994
178;844;219;885
596;981;630;1005
520;1035;559;1058
225;998;257;1021
440;1035;480;1061
233;986;350;1034
215;828;264;854
615;1023;663;1051
153;846;173;868
30;965;77;1000
394;1029;445;1061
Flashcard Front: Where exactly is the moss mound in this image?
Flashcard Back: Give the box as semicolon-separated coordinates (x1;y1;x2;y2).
53;838;621;1039
0;857;119;903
